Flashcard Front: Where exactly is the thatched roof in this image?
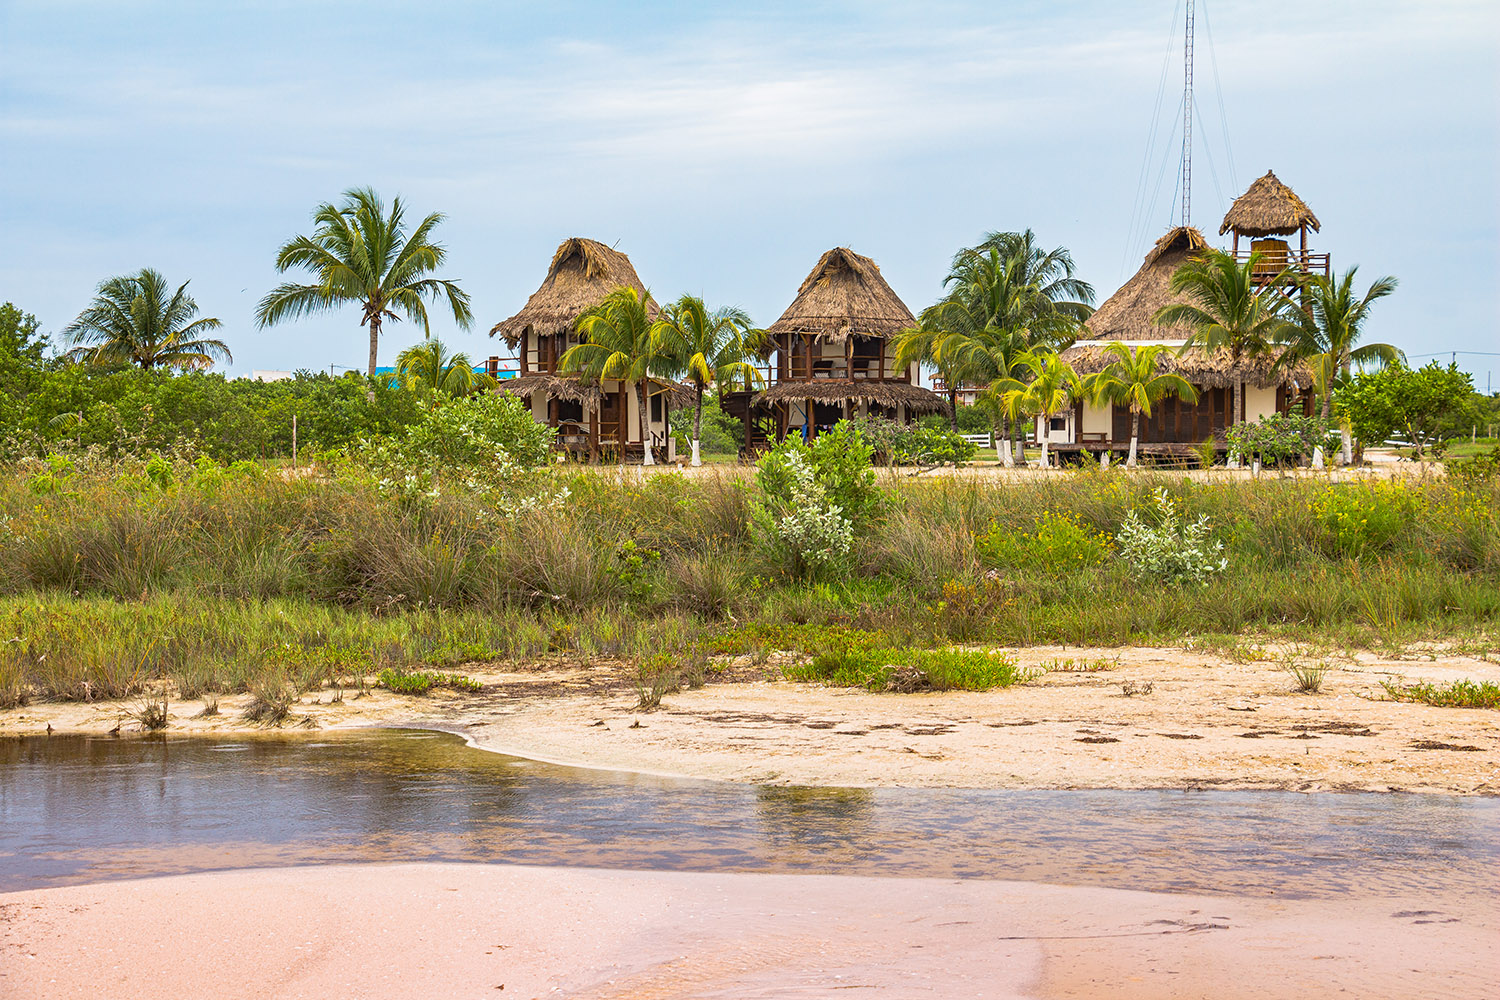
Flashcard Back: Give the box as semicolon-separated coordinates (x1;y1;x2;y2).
489;237;657;348
494;374;693;409
1083;227;1209;342
494;374;601;406
753;379;950;415
1062;344;1313;390
1219;171;1321;238
766;247;916;342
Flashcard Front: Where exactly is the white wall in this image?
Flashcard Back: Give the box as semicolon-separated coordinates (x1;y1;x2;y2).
1081;401;1112;439
1035;411;1075;444
1244;384;1278;422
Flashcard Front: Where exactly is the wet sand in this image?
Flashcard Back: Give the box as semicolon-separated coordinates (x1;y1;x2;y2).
5;645;1497;794
1;863;1493;1000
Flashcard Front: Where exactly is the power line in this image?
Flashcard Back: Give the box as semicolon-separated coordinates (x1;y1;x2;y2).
1200;0;1237;190
1122;1;1183;279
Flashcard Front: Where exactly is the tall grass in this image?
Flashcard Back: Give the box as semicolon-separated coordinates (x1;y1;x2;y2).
0;457;1495;707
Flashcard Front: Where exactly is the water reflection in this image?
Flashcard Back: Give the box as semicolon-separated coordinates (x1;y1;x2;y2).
1;730;1494;898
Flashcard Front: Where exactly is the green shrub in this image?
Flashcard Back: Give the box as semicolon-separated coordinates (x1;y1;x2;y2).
848;416;977;467
977;512;1112;572
1311;482;1419;557
1381;678;1500;709
788;629;1027;692
1115;487;1226;586
376;667;483;695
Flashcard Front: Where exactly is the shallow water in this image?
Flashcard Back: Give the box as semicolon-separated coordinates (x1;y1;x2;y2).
2;729;1494;897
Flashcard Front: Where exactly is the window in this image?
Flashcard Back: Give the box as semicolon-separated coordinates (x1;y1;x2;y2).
1049;416;1067;431
650;394;663;423
556;400;583;424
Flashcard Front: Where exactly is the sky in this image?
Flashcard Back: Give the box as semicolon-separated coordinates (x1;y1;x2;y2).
1;0;1496;388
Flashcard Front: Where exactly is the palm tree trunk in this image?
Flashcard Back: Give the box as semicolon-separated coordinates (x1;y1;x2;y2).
1128;409;1140;469
1039;413;1050;468
638;381;655;466
691;385;704;467
996;416;1011;466
367;313;381;377
1338;358;1353;466
1014;419;1026;466
948;388;958;432
1228;379;1243;468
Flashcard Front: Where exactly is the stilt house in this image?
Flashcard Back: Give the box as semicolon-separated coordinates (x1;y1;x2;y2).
489;238;683;462
723;247;948;449
1055;224;1314;458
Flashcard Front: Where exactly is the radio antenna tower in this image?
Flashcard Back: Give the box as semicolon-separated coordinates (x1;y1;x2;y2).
1181;0;1195;227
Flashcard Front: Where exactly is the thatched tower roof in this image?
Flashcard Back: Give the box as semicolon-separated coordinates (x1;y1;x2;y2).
490;237;657;348
1219;171;1321;238
1082;227;1209;342
766;247;916;342
753;379;950;415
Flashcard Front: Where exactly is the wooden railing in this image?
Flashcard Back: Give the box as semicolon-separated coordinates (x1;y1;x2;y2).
1229;249;1331;280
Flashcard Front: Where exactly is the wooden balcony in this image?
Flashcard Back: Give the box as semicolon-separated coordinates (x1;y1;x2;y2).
1230;245;1330;286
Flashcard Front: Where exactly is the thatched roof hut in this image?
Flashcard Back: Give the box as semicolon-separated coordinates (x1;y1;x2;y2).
1080;226;1209;342
1219;171;1321;238
752;379;950;414
767;247;916;341
1063;225;1311;389
489;237;657;348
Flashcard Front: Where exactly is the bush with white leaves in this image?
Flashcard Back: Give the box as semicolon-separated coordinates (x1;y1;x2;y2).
1114;487;1226;586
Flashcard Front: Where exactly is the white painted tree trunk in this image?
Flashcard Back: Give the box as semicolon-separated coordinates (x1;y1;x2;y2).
1127;435;1138;469
1340;426;1354;466
1100;451;1110;470
1312;446;1325;470
1040;439;1050;468
690;439;701;466
638;383;655;466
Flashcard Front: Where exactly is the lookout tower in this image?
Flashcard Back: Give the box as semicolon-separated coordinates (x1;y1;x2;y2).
1219;170;1328;284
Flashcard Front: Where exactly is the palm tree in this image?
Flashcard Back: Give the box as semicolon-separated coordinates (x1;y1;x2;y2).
991;350;1083;468
256;188;473;376
1280;268;1401;465
63;268;230;370
395;338;498;409
560;286;673;466
651;294;763;466
896;237;1092;454
1154;249;1298;464
973;229;1095;340
1085;343;1199;468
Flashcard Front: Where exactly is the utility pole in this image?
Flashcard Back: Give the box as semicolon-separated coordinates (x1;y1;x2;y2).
1182;0;1195;227
292;414;298;470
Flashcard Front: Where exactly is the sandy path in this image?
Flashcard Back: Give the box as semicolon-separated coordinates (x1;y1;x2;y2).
428;646;1500;794
5;646;1497;794
1;863;1493;1000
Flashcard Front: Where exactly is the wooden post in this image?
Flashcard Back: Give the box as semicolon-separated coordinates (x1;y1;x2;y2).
1232;231;1239;256
845;337;854;379
1299;224;1307;269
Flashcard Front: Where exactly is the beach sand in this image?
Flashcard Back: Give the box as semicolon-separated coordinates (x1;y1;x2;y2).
4;645;1497;794
1;863;1494;1000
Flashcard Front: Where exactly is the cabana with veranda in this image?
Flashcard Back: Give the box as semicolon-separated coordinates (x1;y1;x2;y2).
489;237;685;462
